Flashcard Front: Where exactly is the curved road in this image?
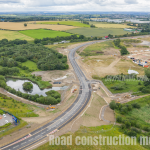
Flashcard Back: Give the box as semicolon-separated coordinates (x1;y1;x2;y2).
0;40;102;150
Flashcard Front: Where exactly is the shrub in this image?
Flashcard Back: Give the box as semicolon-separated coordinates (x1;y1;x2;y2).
125;121;131;128
109;100;116;110
116;116;122;123
23;82;33;91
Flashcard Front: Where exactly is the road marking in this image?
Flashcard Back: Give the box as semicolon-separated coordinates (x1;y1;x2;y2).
25;140;47;150
21;142;26;145
13;145;19;149
28;138;33;141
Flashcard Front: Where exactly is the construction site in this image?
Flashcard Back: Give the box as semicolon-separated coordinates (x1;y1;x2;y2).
127;49;150;68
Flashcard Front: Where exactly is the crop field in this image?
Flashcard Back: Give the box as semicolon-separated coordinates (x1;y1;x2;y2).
0;30;33;41
0;22;77;31
19;29;72;39
92;22;136;28
38;21;90;27
67;27;130;37
36;125;145;150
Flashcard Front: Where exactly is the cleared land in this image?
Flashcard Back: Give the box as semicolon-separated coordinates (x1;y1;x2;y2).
67;27;130;37
92;22;136;28
19;29;72;39
0;22;78;31
37;21;90;27
0;30;33;41
36;125;145;150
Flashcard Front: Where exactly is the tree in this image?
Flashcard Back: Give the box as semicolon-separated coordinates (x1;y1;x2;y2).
23;82;33;91
24;23;27;27
109;100;116;110
125;121;131;128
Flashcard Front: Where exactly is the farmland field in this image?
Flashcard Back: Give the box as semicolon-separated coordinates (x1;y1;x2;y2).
67;27;130;37
92;22;136;28
0;30;33;41
38;21;90;27
19;29;72;39
0;22;77;31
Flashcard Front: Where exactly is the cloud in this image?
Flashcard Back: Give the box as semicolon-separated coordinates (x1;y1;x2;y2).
0;0;20;3
0;0;149;12
124;0;138;4
23;0;90;7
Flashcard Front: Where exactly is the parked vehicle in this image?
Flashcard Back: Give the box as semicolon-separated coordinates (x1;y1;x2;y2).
5;120;9;124
3;114;6;118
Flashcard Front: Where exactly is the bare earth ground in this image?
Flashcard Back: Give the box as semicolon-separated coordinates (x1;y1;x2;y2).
77;43;148;77
0;22;78;31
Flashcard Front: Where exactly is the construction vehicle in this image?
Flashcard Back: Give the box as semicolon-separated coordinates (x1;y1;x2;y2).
46;104;55;110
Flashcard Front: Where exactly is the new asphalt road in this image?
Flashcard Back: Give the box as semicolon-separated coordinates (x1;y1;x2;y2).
0;40;103;150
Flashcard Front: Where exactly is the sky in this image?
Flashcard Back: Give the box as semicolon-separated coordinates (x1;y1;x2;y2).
0;0;150;12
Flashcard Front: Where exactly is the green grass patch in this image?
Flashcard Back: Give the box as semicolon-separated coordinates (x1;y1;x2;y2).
0;93;38;117
36;125;145;150
80;40;114;56
67;27;130;37
38;21;90;28
22;60;40;71
102;79;144;94
19;29;72;39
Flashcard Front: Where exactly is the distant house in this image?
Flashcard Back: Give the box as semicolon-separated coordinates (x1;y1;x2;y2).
105;36;109;39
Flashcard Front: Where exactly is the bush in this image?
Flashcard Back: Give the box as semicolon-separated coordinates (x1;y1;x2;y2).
132;103;141;109
127;131;137;137
23;82;33;91
116;116;122;123
125;121;131;128
109;101;116;110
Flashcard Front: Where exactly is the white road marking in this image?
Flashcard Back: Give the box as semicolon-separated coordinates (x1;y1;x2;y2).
25;140;47;150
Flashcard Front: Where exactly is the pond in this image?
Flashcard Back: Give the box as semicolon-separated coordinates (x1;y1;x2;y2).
6;78;68;96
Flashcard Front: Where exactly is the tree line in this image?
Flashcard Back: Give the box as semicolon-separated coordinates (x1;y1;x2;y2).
34;34;102;45
0;39;27;47
113;39;129;55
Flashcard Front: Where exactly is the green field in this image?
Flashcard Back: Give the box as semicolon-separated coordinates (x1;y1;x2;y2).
19;29;72;39
22;60;40;71
80;40;115;56
0;93;38;117
103;80;144;94
0;30;33;41
38;21;90;27
67;27;130;37
36;125;145;150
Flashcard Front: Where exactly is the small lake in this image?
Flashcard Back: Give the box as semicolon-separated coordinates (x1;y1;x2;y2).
6;78;68;96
